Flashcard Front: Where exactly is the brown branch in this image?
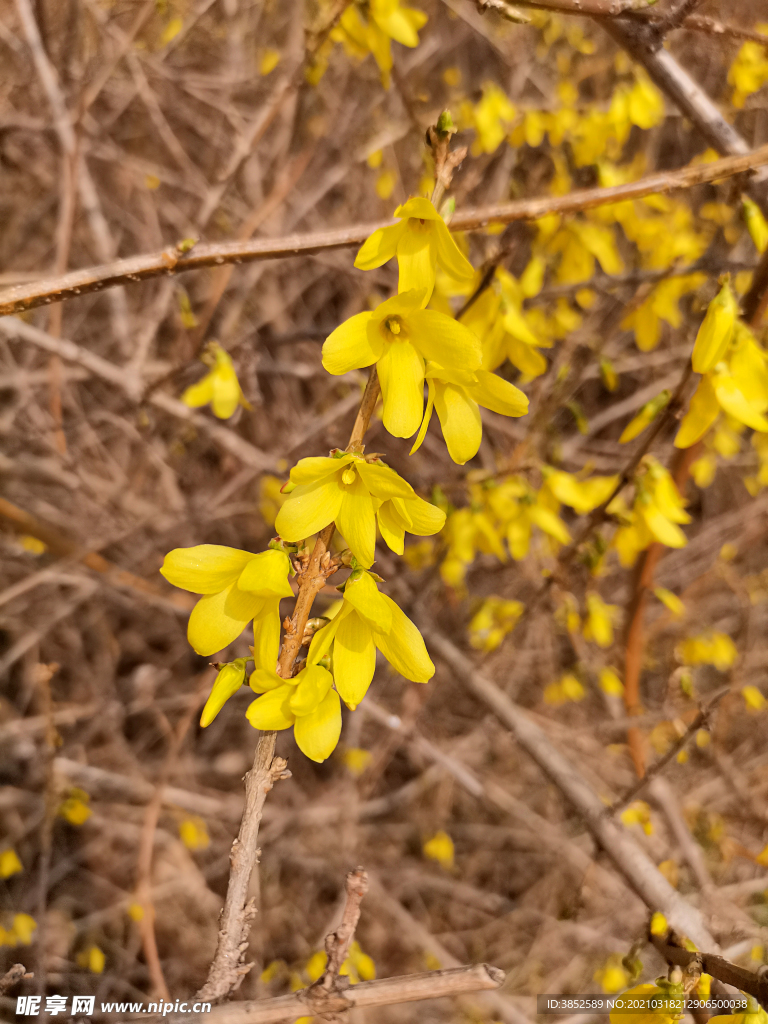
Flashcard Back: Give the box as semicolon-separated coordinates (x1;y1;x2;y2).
652;938;768;1009
197;366;381;1004
4;146;768;318
308;867;370;1014
0;965;32;995
662;14;768;48
606;687;729;814
480;0;662;15
428;631;717;951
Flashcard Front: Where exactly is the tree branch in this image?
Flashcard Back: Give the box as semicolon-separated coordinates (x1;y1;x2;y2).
4;146;768;318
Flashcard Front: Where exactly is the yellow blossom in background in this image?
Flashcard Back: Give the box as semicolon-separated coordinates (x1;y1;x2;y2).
304;569;434;709
375;168;397;199
612;458;690;566
275;452;444;565
542;469;619;515
654;588;685;618
77;945;105;973
468;596;525;652
595;956;629;994
622;275;705;353
9;913;37;946
342;747;373;776
658;860;679;887
0;849;23;878
60;788;92;826
159;16;183;46
583;593;617;648
331;0;427;89
323;289;483;437
259;48;281;75
729;33;768;108
608;980;684;1024
742;685;766;712
259;475;289;527
470;82;516;154
544;673;584;706
179;816;210;851
650;911;668;936
708;1003;768;1024
343;940;376;983
161;546;292;659
181;342;250;420
619;391;670;443
423;830;455;869
757;845;768;867
127;902;144;923
677;632;737;671
743;196;768;253
621;801;653;835
599;667;623;696
354;197;474;298
19;534;47;555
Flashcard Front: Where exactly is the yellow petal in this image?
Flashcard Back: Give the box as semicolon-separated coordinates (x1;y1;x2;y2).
0;849;23;878
181;373;214;409
293;688;342;762
691;281;738;374
467;370;528;417
356;461;414;500
377;339;425;438
640;505;687;548
323;312;380;375
675;374;719;448
211;360;243;419
343;571;392;632
410;375;436;455
333;612;377;708
507;515;531;560
200;658;249;727
713;373;768;432
252;598;282;670
394;197;441;221
377;500;406;555
433;218;475;281
290;664;334;716
408;309;482;369
396;225;437;297
336;475;377;568
433;381;482;465
290;455;350;485
527;505;571;544
374;594;434;681
354;221;404;270
400;494;445;535
275;478;344;541
246;684;296;730
188;585;264;656
161;545;255;594
237;549;293;597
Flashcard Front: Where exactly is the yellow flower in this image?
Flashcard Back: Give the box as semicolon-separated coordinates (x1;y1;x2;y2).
621;801;653;835
247;663;342;762
709;1003;768;1024
743;196;768;253
583;593;617;648
354;197;474;298
275;451;443;566
729;36;768;108
199;658;250;727
344;940;376;982
179;816;210;851
77;945;105;973
620;390;670;443
305;569;434;708
650;911;668;936
471;82;517;154
544;673;585;705
423;830;455;869
491;478;570;560
599;668;623;696
323;290;482;437
0;849;23;879
595;957;629;994
332;0;427;89
410;363;528;465
60;788;92;826
259;48;281;75
677;632;737;671
609;980;684;1024
11;913;37;946
742;685;766;712
161;546;293;658
691;281;739;375
542;469;619;514
181;342;249;420
468;597;524;653
342;747;373;776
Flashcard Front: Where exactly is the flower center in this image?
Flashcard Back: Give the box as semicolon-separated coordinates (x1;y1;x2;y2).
383;315;402;338
341;465;357;485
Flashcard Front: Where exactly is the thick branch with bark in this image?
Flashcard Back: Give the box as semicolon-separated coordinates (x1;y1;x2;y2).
3;146;768;317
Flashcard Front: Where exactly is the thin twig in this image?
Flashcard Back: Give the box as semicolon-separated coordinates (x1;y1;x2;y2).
0;965;32;995
652;938;768;1009
308;867;369;1013
4;146;768;317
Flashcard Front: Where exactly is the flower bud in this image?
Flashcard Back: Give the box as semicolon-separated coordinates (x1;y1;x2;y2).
691;280;739;374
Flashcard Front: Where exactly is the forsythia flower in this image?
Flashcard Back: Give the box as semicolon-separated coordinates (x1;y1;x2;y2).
742;685;766;712
200;658;249;726
306;569;434;708
77;945;105;973
542;469;619;514
543;673;584;705
423;830;455;869
491;477;571;559
729;35;768;108
248;663;342;762
620;390;670;443
332;0;427;89
179;816;210;851
181;342;249;420
322;289;482;437
609;980;684;1024
708;1003;768;1024
275;452;444;566
354;197;474;298
161;546;292;658
691;280;739;375
410;363;528;464
612;459;690;564
582;593;617;648
743;196;768;253
677;632;737;671
676;323;768;447
468;596;524;652
0;849;22;878
471;82;516;154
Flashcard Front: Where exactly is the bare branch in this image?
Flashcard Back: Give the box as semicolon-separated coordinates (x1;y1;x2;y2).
3;146;768;318
0;965;32;995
